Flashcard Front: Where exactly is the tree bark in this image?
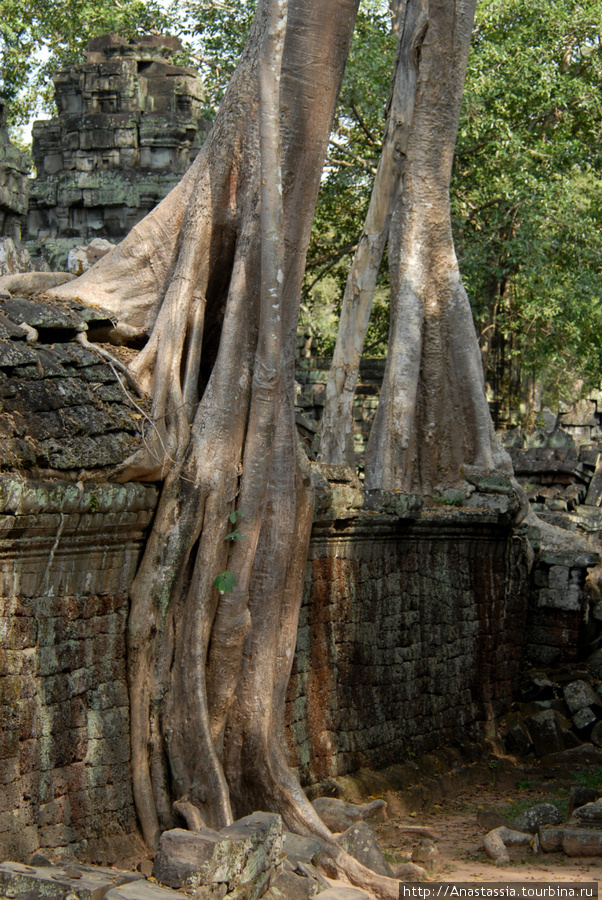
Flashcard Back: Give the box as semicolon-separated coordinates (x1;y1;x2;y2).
318;0;429;465
365;0;511;493
49;0;420;894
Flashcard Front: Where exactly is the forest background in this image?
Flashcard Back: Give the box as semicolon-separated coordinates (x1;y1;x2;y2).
2;0;602;426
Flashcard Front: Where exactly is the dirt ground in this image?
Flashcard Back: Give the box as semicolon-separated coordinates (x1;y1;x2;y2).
372;776;602;885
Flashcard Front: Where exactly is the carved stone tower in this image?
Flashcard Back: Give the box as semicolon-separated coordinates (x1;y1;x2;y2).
27;34;210;263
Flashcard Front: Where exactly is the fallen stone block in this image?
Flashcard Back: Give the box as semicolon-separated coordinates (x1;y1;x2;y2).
538;826;564;852
311;798;386;833
411;839;438;869
282;832;325;865
336;821;393;877
0;861;143;899
262;869;317;900
564;680;600;714
568;787;599;817
571;799;602;828
561;826;602;856
153;813;282;899
525;709;565;756
511;803;563;834
483;827;532;865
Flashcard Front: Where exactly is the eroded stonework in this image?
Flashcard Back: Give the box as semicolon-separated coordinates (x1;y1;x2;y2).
27;34;211;266
0;102;31;242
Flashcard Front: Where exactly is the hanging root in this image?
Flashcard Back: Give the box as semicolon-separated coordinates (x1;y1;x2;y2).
173;799;206;832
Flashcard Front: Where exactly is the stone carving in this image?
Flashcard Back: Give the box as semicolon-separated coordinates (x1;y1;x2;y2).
0;101;31;241
27;34;211;266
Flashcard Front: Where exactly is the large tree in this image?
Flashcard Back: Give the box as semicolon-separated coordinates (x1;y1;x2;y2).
364;0;510;492
48;0;421;893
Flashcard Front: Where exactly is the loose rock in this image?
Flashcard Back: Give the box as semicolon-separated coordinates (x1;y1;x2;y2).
336;821;394;877
564;680;600;714
153;813;282;899
511;803;563;834
483;827;532;866
311;798;386;833
411;839;438;868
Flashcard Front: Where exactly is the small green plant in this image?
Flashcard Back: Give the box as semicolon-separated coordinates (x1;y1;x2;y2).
89;493;100;511
213;511;245;593
213;570;237;594
225;509;245;541
572;767;602;792
515;778;535;791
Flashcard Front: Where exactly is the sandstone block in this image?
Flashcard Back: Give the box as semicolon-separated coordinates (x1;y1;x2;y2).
336;821;393;877
561;826;602;856
153;813;282;899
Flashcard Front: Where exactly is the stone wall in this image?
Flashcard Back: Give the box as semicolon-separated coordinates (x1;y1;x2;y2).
0;102;31;242
0;467;596;860
286;488;531;784
295;357;385;464
27;35;211;267
0;477;157;863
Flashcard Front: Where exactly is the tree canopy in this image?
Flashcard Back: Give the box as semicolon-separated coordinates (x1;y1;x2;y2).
305;0;602;421
0;0;178;130
4;0;602;420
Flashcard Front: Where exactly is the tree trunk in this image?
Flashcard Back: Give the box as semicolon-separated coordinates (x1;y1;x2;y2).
364;0;511;493
318;0;428;465
49;0;420;894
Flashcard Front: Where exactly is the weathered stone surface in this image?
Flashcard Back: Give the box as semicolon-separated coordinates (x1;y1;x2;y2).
311;798;386;833
105;882;184;900
511;803;562;834
0;238;35;277
524;709;565;757
335;822;393;877
538;826;564;852
263;870;316;900
568;787;599;817
67;238;114;275
0;102;31;242
561;827;602;856
0;861;143;899
563;680;600;714
282;833;324;866
27;35;211;262
572;707;597;732
501;711;532;757
287;506;530;781
153;814;282;899
411;839;438;867
314;889;370;900
572;799;602;827
483;827;531;865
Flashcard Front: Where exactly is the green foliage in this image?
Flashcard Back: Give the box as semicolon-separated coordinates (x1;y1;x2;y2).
305;0;602;416
213;570;237;594
453;0;602;417
179;0;256;117
301;0;395;354
0;0;178;129
571;766;602;792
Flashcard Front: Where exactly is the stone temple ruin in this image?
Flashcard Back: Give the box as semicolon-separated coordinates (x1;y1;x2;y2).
26;34;210;268
2;33;602;892
0;102;30;243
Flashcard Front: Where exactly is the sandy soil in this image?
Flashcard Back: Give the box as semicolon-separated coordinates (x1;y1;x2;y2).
373;785;602;886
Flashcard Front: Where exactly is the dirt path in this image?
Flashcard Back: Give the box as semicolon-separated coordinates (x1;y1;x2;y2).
374;784;602;885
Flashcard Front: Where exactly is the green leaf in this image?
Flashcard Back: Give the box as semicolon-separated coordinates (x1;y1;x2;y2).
225;529;244;542
213;571;237;594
